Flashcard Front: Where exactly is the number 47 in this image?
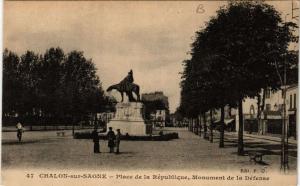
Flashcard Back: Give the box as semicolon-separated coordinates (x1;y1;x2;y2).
26;174;34;178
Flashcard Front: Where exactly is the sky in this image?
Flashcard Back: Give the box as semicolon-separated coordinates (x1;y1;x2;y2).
4;1;298;112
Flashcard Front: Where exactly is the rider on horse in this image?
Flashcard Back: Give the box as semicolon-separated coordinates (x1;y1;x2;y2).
119;70;134;92
106;69;140;102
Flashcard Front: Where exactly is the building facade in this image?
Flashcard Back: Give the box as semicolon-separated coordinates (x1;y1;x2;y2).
286;84;298;139
235;97;258;133
236;85;298;138
141;91;170;127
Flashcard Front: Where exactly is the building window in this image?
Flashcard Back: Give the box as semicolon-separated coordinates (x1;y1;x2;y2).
266;104;271;111
294;94;296;109
290;95;293;109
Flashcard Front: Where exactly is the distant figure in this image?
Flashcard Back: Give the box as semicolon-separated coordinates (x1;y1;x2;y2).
107;127;116;153
16;122;23;142
115;129;122;154
92;127;100;153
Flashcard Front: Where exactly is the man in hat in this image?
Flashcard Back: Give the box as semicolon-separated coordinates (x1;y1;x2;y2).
92;127;100;153
107;127;116;153
115;129;122;154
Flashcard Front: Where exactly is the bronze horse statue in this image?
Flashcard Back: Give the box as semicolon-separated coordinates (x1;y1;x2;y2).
107;83;140;102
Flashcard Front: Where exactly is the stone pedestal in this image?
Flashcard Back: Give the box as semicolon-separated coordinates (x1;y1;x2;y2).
107;102;149;135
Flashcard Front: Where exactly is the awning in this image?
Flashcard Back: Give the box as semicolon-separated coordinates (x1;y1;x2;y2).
214;119;235;125
224;119;234;125
261;110;282;120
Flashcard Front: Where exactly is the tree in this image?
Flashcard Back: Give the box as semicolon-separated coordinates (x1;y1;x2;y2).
180;1;297;154
3;48;108;129
61;50;105;134
39;47;65;119
3;49;21;117
18;51;41;119
205;1;297;154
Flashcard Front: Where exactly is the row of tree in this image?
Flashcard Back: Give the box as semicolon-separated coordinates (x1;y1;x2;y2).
3;47;115;126
179;1;298;155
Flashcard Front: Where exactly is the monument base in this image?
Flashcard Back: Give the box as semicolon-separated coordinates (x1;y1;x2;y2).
106;102;151;136
107;120;147;136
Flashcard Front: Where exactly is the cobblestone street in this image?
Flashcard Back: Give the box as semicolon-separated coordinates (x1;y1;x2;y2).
2;128;297;172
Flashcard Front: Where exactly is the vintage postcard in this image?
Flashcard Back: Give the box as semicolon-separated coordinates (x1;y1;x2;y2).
2;0;299;186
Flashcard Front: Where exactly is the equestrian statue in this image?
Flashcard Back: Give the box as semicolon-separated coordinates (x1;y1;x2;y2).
106;70;140;102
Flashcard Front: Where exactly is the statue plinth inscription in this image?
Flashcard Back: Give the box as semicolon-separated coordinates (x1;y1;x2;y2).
114;102;144;121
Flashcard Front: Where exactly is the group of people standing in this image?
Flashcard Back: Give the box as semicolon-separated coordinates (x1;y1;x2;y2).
92;127;121;154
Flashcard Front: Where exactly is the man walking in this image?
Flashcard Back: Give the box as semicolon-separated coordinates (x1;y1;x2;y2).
92;127;100;153
107;127;116;153
115;129;122;154
16;121;23;142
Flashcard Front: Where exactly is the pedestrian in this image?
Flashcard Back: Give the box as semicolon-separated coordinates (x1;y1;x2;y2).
16;121;23;142
115;129;121;154
199;124;202;137
92;127;100;153
107;127;116;153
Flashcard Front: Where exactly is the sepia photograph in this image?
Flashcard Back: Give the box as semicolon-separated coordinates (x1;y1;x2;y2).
2;0;299;185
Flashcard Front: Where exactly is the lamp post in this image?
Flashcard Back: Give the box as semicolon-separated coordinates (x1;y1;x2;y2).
271;13;290;173
273;54;289;172
281;84;289;172
279;13;290;173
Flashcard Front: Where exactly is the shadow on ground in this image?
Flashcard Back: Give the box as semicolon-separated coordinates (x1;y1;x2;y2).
220;136;297;158
2;138;58;145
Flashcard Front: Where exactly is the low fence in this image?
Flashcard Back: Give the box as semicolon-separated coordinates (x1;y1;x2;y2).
74;131;179;141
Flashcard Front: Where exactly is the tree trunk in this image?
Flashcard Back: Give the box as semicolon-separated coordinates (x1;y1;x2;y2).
210;109;213;143
256;93;261;119
238;98;244;155
43;114;47;131
190;118;192;132
219;106;225;148
193;118;195;133
194;118;197;134
72;115;75;136
199;115;202;137
203;113;207;139
261;88;266;112
192;118;195;133
196;117;199;135
259;89;266;135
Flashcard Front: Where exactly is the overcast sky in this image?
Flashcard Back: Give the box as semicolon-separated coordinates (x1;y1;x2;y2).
4;1;298;112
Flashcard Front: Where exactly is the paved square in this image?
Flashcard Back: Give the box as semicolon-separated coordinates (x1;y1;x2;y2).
2;128;297;172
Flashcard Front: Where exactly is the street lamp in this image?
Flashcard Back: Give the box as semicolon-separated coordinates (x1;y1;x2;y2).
270;13;290;173
279;13;290;173
273;55;289;172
